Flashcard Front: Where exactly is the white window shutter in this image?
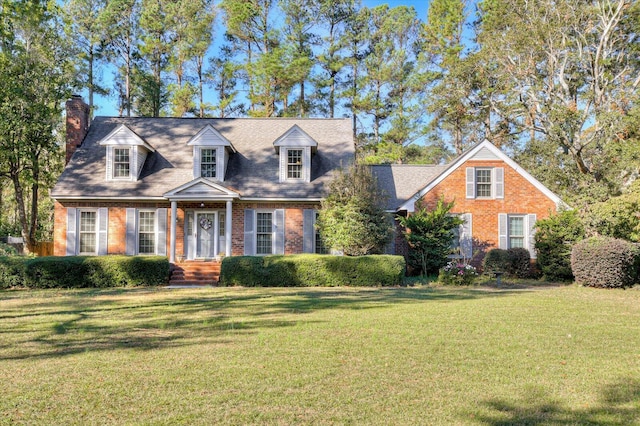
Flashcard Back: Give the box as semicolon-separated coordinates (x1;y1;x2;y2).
527;214;537;259
495;167;504;199
244;209;255;255
274;209;285;255
498;213;508;249
193;147;201;179
97;208;108;255
302;209;315;253
460;213;473;259
105;147;113;180
66;208;77;256
125;208;137;255
466;167;475;199
156;208;167;256
279;149;287;182
304;146;311;182
216;147;223;180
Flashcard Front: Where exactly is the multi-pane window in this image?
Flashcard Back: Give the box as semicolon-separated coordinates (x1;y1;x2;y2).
476;168;492;197
113;148;130;178
450;226;461;256
219;212;225;237
314;212;329;254
256;212;273;255
287;149;303;179
201;148;217;178
509;216;525;248
79;211;97;254
138;211;155;254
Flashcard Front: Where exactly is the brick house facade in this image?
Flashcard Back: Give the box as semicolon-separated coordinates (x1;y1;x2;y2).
373;141;564;266
51;97;353;262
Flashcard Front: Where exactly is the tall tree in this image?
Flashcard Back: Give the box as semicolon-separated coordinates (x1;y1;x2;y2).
99;0;141;116
314;0;358;118
280;0;318;116
478;0;640;198
207;42;245;117
0;0;71;251
63;0;107;117
421;0;477;155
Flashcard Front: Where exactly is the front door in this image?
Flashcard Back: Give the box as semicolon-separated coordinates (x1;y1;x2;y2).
196;212;217;258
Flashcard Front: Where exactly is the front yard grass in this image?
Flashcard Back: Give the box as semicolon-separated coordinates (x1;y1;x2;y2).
1;285;639;425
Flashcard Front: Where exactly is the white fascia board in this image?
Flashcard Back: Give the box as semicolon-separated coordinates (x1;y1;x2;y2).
398;139;564;212
98;124;155;152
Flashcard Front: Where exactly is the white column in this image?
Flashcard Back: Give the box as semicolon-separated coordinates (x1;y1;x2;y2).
170;201;177;263
225;200;232;257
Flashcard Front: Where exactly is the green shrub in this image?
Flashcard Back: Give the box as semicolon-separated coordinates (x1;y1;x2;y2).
0;257;27;289
438;261;477;285
23;256;170;288
507;248;531;278
570;237;639;289
483;249;511;274
0;243;18;257
220;254;405;287
534;210;585;281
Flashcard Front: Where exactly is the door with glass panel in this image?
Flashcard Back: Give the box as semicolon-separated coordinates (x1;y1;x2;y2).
196;212;217;258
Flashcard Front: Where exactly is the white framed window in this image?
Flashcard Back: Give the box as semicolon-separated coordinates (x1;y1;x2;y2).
256;212;273;255
78;210;97;254
508;215;525;248
475;168;492;198
287;149;303;179
200;148;217;178
138;211;156;254
113;148;131;178
466;167;504;199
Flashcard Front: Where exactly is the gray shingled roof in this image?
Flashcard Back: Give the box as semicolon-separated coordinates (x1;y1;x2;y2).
371;164;448;211
52;117;355;200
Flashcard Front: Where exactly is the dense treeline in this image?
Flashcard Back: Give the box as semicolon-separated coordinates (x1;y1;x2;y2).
0;0;638;247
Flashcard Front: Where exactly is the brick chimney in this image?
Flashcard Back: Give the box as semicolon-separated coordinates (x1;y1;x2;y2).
65;95;90;164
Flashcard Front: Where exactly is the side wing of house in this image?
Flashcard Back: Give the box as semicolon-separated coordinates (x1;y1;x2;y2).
396;140;564;262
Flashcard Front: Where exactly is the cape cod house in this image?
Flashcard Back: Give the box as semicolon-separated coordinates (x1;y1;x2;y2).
52;97;354;283
52;96;564;283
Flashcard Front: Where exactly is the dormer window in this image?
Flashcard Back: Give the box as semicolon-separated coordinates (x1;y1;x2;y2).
273;125;318;183
99;125;155;182
187;125;235;181
200;148;217;178
287;149;303;179
113;148;131;178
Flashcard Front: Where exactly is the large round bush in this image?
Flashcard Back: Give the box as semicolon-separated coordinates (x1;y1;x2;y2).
570;236;639;289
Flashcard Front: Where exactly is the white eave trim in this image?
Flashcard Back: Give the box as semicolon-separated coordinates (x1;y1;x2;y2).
397;139;565;212
239;197;323;202
98;124;155;152
187;124;236;153
52;196;167;201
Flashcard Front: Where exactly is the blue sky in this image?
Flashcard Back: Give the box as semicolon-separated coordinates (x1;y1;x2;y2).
363;0;430;20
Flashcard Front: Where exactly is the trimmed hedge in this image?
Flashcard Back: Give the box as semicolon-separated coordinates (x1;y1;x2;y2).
220;254;405;287
571;237;639;289
0;256;170;289
483;249;511;274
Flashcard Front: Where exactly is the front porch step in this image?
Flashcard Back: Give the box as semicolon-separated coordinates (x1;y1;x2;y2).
169;261;221;286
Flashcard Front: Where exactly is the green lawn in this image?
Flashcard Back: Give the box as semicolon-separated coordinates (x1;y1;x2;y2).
1;285;639;425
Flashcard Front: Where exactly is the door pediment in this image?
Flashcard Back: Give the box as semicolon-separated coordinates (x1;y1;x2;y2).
163;177;240;200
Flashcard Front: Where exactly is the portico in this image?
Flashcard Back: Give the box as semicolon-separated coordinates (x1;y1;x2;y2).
164;178;240;263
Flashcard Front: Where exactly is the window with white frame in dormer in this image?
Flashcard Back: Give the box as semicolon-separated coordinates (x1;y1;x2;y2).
113;148;131;178
200;148;217;178
287;149;303;179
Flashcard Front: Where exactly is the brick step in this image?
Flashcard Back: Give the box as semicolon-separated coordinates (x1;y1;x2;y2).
170;261;221;286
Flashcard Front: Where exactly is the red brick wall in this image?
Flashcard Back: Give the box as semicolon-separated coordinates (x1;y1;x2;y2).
416;159;558;262
54;200;319;258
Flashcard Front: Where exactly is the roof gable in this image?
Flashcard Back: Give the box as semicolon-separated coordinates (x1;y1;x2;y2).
187;124;236;152
273;125;318;153
398;139;564;211
98;124;155;152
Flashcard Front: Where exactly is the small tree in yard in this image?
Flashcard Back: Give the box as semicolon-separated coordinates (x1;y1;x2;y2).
316;165;392;256
400;198;463;276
